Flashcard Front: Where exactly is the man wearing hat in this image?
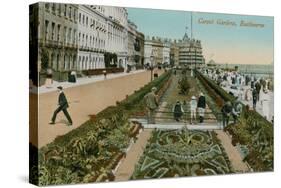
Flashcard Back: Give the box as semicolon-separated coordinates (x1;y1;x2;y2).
144;87;159;124
221;101;232;129
197;92;206;123
49;86;73;125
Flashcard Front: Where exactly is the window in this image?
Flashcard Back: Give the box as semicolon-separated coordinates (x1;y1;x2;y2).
82;15;85;24
64;4;67;17
86;17;88;26
56;54;60;70
51;22;55;40
64;26;67;43
57;24;61;41
45;3;50;11
90;36;92;47
73;30;76;44
79;13;81;23
79;32;81;43
69;6;72;19
58;4;61;16
51;3;55;14
68;28;72;43
44;20;49;41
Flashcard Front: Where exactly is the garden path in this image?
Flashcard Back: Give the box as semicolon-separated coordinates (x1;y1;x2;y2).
215;130;249;172
114;129;152;181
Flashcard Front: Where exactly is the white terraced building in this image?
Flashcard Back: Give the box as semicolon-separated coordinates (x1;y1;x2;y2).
30;2;140;82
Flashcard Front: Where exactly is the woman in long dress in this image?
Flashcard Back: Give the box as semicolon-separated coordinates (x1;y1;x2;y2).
260;89;270;120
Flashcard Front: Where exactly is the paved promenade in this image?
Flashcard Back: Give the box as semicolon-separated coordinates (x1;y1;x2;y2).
30;70;163;148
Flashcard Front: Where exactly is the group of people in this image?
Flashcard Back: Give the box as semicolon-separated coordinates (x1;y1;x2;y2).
143;86;207;124
172;93;206;124
202;67;273;122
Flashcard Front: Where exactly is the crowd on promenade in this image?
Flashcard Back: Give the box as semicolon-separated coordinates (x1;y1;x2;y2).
200;67;274;124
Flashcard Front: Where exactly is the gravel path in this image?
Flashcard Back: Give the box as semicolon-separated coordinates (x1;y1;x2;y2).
114;129;152;181
215;130;249;172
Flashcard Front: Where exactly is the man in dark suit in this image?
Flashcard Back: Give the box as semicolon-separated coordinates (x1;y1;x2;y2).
49;86;73;125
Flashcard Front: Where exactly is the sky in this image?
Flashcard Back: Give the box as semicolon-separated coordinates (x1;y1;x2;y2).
127;8;274;65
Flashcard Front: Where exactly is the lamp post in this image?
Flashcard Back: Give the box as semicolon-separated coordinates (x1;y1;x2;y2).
150;55;154;82
150;49;156;82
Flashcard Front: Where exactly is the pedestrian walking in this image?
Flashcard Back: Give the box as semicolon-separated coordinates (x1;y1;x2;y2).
232;99;243;124
252;88;258;110
173;101;184;122
190;96;197;124
255;81;261;101
260;89;270;120
49;86;73;125
221;101;232;129
197;92;206;123
144;87;159;124
103;70;107;79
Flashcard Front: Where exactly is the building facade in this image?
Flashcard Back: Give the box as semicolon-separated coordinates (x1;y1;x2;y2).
36;3;79;81
103;6;128;68
170;40;180;66
77;5;107;71
30;2;145;82
136;31;145;68
144;36;165;67
178;33;205;66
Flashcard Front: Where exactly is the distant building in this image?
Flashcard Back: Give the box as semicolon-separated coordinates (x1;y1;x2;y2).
207;59;217;67
144;32;205;68
170;40;180;66
178;32;205;66
144;37;164;67
162;42;170;66
136;31;145;69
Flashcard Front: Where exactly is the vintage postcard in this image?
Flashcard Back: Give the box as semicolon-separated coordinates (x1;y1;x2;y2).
29;2;273;186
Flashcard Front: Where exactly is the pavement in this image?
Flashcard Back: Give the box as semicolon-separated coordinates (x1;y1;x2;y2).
30;70;164;148
30;70;146;94
129;118;222;130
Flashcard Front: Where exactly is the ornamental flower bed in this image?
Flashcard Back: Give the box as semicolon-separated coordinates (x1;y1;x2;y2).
131;128;233;180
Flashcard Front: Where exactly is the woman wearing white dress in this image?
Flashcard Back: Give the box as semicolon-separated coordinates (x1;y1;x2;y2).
260;89;270;120
190;96;197;124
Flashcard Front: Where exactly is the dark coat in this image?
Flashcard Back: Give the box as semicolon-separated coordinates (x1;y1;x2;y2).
197;96;206;108
221;104;232;115
58;92;69;109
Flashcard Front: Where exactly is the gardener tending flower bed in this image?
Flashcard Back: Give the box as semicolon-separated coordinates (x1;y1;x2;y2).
131;128;233;179
32;71;172;186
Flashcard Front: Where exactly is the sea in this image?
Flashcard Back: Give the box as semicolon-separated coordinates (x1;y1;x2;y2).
217;63;274;79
